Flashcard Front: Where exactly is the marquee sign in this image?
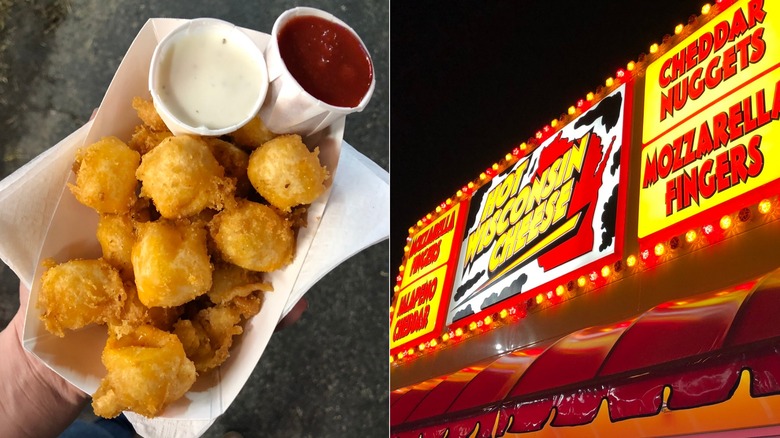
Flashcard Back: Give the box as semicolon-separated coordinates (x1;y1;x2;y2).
447;84;631;324
639;0;780;243
390;201;470;353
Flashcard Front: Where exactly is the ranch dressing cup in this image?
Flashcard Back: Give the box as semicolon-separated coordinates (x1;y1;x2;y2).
149;18;269;136
259;7;375;136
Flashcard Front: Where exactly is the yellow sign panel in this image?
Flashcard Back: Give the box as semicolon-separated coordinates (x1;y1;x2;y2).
639;69;780;238
391;201;468;353
390;265;448;350
643;0;778;144
401;203;461;286
640;0;780;240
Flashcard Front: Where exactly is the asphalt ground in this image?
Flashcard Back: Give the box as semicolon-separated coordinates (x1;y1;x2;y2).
0;1;388;437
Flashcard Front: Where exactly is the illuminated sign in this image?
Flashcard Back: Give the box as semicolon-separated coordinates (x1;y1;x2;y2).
447;84;630;323
640;0;780;242
390;201;469;352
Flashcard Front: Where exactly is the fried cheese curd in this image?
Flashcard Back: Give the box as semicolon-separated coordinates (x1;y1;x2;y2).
247;134;328;212
96;214;136;279
131;96;168;132
174;290;264;373
132;219;213;308
208;262;273;304
210;200;295;272
128;97;173;155
109;282;184;339
226;115;276;150
136;135;236;219
69;136;141;214
203;137;253;198
129;125;173;155
38;258;127;337
92;325;196;419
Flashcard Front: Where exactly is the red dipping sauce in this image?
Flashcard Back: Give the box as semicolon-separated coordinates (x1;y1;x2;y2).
277;15;373;108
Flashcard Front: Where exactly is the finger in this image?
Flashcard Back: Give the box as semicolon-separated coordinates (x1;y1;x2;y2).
275;298;308;332
18;282;30;308
13;283;31;337
90;108;98;120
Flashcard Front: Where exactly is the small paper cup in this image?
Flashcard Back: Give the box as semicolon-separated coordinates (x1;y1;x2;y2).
259;7;376;136
149;18;269;136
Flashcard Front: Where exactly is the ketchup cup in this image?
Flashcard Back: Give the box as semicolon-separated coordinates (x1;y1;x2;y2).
259;7;376;136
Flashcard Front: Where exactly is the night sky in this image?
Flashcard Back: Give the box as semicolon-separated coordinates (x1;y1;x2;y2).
390;0;709;272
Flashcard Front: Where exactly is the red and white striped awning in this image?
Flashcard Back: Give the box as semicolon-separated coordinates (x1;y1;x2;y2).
391;274;780;437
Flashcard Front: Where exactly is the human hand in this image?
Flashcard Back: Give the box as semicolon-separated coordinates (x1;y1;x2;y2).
0;284;88;438
13;284;88;404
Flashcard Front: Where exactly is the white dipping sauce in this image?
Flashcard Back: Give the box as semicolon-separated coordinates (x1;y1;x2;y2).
155;25;265;131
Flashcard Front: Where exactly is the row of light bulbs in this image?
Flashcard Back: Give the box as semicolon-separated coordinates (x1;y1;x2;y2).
393;195;779;365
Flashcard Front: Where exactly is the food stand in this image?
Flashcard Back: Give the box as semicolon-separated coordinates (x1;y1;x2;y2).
390;1;780;436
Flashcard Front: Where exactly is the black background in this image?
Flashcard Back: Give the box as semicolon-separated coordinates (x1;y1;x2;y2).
391;0;711;276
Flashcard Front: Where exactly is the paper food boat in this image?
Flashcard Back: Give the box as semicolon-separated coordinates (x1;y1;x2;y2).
0;17;388;434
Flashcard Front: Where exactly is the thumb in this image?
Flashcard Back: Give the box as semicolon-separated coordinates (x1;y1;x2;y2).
275;298;308;332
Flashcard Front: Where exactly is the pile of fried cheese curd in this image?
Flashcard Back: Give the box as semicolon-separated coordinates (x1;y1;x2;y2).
36;97;329;418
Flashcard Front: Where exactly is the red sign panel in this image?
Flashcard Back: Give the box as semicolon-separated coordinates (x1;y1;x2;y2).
447;84;632;324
